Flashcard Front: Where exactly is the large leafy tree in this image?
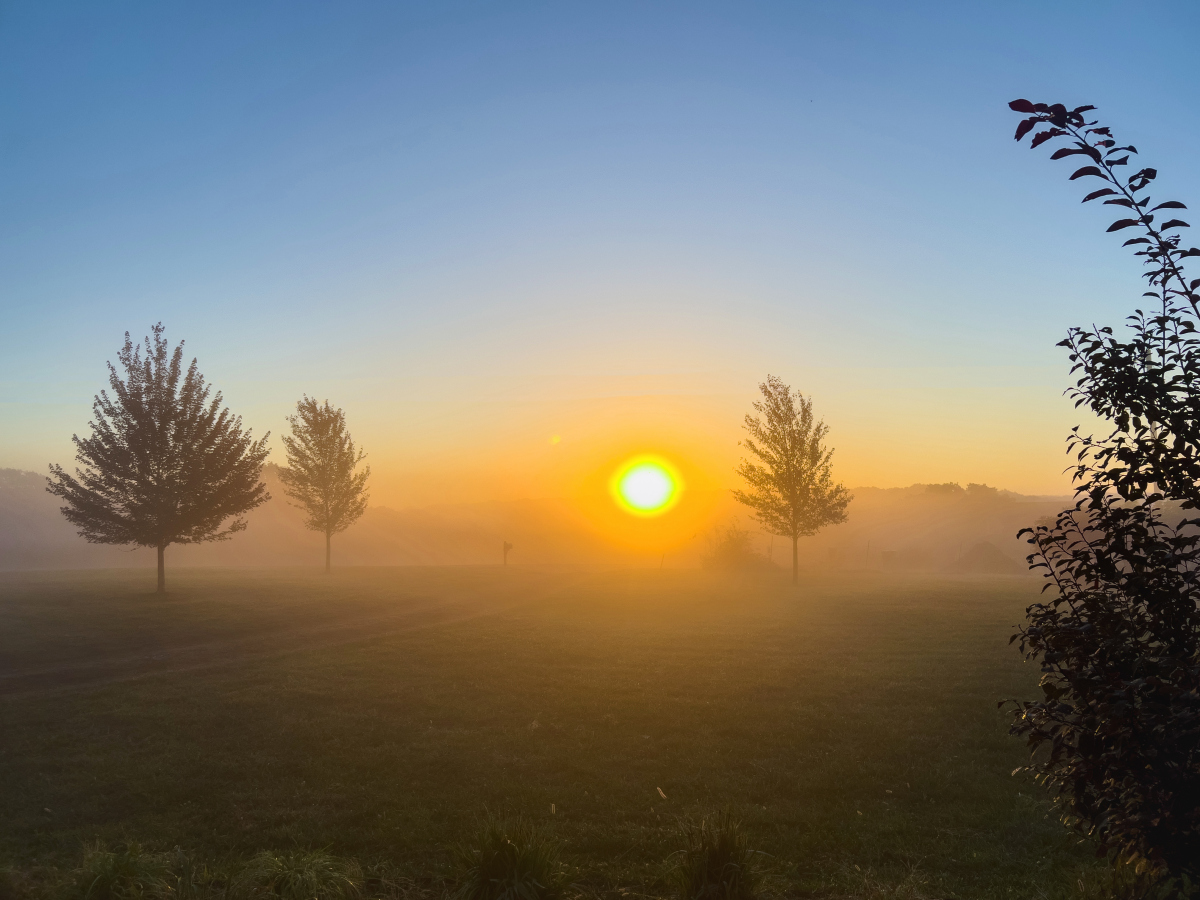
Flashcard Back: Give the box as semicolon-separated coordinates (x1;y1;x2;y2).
277;396;370;572
1007;100;1200;883
47;324;271;593
733;375;851;584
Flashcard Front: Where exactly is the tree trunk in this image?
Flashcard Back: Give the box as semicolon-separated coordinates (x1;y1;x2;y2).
157;544;166;594
791;535;798;585
325;531;331;573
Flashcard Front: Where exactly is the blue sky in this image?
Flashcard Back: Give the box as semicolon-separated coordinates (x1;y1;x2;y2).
2;2;1198;504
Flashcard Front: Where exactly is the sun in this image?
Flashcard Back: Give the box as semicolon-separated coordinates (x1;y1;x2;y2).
611;455;682;517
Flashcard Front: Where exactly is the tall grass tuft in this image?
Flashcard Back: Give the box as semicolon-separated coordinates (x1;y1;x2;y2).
667;813;760;900
164;848;215;900
231;850;361;900
455;815;562;900
65;843;170;900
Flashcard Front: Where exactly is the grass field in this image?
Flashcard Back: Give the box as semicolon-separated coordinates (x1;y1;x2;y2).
0;567;1099;899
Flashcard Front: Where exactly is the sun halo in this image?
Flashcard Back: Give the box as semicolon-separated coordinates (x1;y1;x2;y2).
611;456;682;517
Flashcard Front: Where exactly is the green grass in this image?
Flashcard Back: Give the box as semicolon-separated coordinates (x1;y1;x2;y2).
0;567;1100;898
66;842;171;900
232;848;363;900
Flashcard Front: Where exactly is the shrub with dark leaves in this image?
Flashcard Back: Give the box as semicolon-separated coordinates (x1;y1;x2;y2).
1007;100;1200;882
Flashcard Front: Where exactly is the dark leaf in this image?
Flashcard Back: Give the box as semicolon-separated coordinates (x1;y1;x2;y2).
1122;238;1151;246
1070;166;1105;181
1161;219;1190;230
1051;146;1091;160
1104;199;1135;208
1015;118;1037;141
1031;129;1064;149
1152;201;1187;211
1083;188;1117;203
1106;220;1139;232
1009;98;1037;113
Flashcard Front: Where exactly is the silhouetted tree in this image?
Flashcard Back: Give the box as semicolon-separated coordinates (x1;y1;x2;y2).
733;376;851;584
278;397;370;572
47;324;270;593
1007;99;1200;885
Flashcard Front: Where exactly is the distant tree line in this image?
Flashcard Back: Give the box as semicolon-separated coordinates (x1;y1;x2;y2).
47;324;371;592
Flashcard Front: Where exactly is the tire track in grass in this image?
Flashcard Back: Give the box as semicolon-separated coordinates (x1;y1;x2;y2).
0;572;590;698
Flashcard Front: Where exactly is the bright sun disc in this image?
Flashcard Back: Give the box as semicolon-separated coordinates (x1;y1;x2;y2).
611;457;681;516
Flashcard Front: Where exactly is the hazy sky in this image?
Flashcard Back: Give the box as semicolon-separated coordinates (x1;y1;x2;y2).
3;2;1198;507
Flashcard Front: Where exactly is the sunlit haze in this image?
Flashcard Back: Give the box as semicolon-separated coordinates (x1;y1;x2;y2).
2;2;1199;519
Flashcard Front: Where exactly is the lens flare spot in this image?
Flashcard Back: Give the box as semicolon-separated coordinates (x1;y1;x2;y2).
611;456;681;516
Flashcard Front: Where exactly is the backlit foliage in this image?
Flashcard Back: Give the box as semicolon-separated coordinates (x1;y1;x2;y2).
46;324;270;592
733;375;850;582
278;396;370;570
1007;100;1200;883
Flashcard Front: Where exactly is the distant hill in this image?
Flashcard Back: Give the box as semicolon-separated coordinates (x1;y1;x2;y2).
791;481;1068;575
1;466;1072;573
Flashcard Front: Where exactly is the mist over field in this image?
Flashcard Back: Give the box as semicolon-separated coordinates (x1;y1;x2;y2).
2;464;1061;574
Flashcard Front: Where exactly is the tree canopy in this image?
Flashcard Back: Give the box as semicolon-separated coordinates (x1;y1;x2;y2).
278;396;370;571
733;375;851;583
47;324;270;592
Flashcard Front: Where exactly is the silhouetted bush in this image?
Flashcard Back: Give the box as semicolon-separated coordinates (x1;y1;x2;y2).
666;813;760;900
231;850;360;900
702;525;775;573
455;815;562;900
1008;99;1200;885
